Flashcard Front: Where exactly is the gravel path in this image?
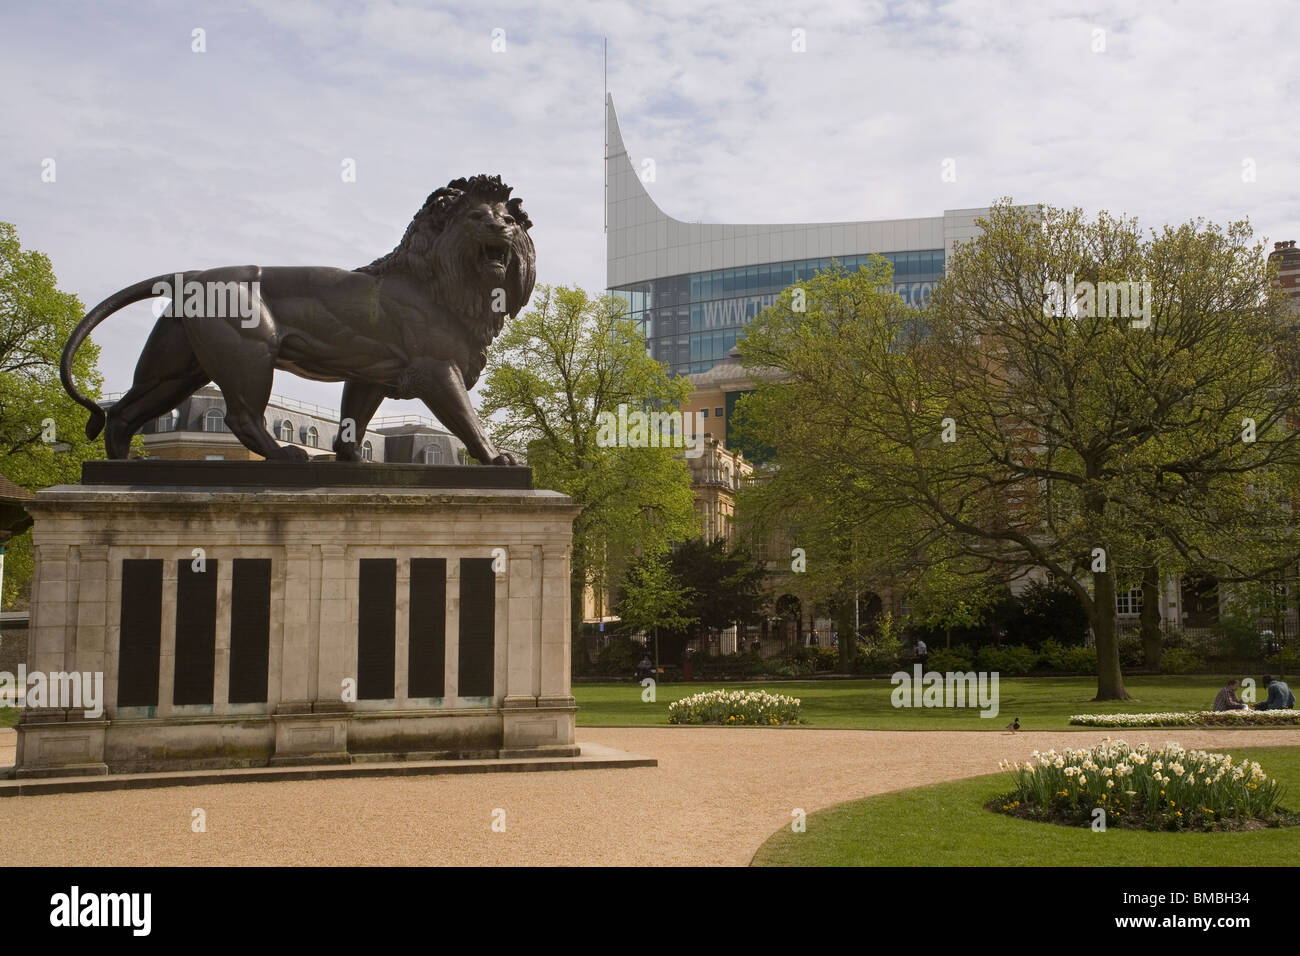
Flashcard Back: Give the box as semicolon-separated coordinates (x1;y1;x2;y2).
2;726;1298;866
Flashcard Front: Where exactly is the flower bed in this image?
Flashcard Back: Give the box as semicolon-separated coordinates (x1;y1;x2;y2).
1069;710;1300;728
993;739;1291;831
667;689;802;726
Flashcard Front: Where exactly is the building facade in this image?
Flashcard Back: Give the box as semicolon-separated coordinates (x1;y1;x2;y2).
605;93;1004;377
107;386;469;464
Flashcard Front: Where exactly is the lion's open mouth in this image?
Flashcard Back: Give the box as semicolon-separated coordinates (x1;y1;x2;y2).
483;242;509;268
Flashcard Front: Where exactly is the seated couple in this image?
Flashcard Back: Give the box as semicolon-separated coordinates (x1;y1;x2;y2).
1214;676;1296;712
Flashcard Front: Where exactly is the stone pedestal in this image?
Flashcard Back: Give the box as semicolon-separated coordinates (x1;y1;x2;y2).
16;466;580;775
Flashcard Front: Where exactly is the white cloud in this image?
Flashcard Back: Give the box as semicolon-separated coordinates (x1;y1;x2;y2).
0;0;1296;418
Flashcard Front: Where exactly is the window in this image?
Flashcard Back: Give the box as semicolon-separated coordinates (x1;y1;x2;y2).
204;455;224;460
156;411;177;432
362;440;373;461
279;420;293;443
204;409;226;433
1116;588;1143;616
424;444;443;465
701;408;709;418
715;407;724;418
457;448;468;465
305;426;318;448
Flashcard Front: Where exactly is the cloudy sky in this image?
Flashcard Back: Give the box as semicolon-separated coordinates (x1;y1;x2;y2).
3;0;1298;418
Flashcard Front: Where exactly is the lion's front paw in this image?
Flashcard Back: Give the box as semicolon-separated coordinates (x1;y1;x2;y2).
278;445;310;462
490;452;521;466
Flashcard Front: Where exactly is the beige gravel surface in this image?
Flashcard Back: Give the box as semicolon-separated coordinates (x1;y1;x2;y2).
1;726;1298;866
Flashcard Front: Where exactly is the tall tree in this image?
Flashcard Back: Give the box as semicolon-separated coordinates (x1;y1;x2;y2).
615;549;698;670
666;537;768;653
738;203;1300;700
0;222;107;606
479;284;697;662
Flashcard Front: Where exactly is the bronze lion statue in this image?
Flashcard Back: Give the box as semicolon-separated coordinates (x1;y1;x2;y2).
60;173;535;464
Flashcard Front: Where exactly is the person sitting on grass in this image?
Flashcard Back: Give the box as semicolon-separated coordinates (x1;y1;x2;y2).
1255;675;1296;711
1213;678;1247;712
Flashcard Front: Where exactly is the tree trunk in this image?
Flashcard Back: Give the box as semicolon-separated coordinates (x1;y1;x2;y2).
836;598;855;673
1092;568;1130;700
1140;562;1162;670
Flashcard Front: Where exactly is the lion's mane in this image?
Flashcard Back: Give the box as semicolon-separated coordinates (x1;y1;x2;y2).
357;174;536;374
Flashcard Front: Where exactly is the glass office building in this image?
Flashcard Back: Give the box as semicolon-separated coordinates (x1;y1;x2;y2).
605;95;1004;377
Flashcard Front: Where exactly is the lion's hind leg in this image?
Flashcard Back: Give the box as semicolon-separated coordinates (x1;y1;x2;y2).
104;316;209;458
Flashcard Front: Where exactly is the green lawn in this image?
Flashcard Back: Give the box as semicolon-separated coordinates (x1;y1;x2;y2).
752;745;1300;866
574;675;1290;731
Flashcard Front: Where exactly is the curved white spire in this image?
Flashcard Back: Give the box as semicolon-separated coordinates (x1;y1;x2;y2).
605;94;1012;290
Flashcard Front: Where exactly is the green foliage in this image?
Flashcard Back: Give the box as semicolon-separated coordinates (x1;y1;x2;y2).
856;611;906;673
666;538;768;638
694;652;771;680
1117;632;1144;669
802;645;839;671
737;201;1300;701
975;644;1038;676
1003;581;1090;648
1265;646;1300;675
1039;640;1099;674
1160;648;1206;675
0;222;109;606
616;550;698;637
1215;616;1266;660
855;640;904;674
927;645;974;672
593;636;649;677
480;284;697;631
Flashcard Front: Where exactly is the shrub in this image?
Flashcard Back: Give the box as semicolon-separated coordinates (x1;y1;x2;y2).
593;635;648;676
857;637;904;674
808;645;839;671
1003;581;1090;649
769;657;815;677
667;689;801;725
995;739;1287;831
1038;640;1097;674
1117;633;1143;669
695;652;769;680
856;612;906;673
1215;617;1262;661
1265;645;1300;675
926;645;974;673
1160;648;1205;675
1161;629;1188;650
975;644;1037;676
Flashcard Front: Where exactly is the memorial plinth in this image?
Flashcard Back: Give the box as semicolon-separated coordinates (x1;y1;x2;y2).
16;462;581;776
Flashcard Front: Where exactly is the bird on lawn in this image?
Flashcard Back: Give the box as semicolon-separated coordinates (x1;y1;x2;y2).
1004;717;1020;734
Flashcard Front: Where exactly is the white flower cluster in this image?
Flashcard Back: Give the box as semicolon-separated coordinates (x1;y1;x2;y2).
1068;709;1300;727
667;688;802;725
997;737;1278;827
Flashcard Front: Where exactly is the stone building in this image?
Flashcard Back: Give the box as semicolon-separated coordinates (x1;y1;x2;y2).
105;385;468;464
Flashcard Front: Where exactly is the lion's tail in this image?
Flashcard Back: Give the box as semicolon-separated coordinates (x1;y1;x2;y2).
62;273;181;440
